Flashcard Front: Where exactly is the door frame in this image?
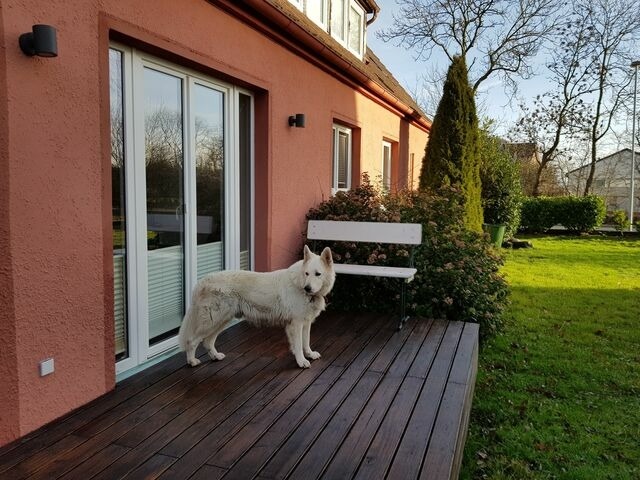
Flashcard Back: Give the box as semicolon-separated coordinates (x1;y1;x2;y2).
112;44;254;375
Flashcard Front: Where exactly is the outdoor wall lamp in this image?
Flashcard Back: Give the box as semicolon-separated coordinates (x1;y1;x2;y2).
288;113;305;128
19;24;58;57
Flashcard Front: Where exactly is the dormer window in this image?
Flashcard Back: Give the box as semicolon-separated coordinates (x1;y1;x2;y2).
307;0;329;28
347;2;364;56
289;0;367;59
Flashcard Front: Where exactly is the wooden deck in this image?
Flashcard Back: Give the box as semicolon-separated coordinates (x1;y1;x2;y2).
0;312;478;480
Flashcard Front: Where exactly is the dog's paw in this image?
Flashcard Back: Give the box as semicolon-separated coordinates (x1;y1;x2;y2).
187;358;201;367
297;358;311;368
209;351;226;361
306;351;321;360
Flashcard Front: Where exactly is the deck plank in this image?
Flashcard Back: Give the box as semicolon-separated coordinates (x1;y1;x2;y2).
0;323;251;475
158;313;369;479
255;319;414;480
0;313;478;480
386;321;465;479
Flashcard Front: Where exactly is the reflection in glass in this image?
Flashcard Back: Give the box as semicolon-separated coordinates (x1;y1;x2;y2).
144;67;185;345
348;6;362;54
194;84;225;279
383;142;392;191
337;130;349;189
331;0;345;41
110;48;128;360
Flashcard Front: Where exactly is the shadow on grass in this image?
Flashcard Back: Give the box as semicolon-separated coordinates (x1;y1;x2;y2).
461;284;640;480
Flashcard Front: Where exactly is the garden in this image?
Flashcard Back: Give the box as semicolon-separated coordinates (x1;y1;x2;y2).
461;235;640;479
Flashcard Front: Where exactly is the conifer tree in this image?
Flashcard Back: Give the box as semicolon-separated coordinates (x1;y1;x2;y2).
419;56;483;232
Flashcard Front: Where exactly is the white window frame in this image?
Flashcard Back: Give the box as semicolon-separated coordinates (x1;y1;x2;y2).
288;0;303;10
288;0;328;29
330;0;348;45
305;0;329;29
291;0;365;59
332;124;352;193
347;1;365;58
329;0;365;58
382;140;392;191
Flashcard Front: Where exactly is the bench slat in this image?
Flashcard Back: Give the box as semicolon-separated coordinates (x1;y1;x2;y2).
334;263;417;281
308;220;422;245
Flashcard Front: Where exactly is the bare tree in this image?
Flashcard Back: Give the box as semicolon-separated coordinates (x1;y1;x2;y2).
578;0;640;194
378;0;559;94
508;11;597;196
404;67;446;118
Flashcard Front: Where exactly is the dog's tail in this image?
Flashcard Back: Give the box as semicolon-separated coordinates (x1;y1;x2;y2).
178;304;196;352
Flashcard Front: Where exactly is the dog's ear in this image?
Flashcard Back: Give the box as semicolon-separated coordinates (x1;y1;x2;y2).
321;247;333;266
303;245;312;262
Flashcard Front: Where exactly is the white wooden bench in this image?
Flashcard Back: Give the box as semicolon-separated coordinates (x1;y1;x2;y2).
307;220;423;330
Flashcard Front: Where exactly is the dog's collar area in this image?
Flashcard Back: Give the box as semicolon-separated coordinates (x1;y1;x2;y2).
308;294;325;303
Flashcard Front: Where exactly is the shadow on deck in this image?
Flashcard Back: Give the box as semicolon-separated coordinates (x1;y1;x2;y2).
0;312;478;480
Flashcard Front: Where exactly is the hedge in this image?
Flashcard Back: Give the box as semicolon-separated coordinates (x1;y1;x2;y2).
519;195;606;233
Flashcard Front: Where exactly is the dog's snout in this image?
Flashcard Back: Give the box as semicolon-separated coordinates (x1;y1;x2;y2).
304;285;312;293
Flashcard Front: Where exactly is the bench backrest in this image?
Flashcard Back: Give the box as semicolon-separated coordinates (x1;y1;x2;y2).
307;220;422;245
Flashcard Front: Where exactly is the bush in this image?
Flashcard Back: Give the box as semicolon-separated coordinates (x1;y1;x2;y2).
478;124;523;238
519;195;606;233
559;195;606;232
611;210;630;233
306;176;509;337
519;197;558;232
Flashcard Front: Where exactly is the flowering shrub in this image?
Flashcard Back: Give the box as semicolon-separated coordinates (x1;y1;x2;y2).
306;176;509;337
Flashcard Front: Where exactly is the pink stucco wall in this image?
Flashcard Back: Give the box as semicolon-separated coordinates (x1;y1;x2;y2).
0;0;429;446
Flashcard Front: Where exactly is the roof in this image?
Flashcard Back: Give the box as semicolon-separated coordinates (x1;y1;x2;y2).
566;148;636;175
213;0;430;130
505;142;539;162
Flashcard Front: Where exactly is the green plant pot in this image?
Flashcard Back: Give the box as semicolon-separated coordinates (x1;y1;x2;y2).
483;223;506;248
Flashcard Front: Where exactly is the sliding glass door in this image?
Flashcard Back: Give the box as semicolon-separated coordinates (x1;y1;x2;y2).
110;46;253;374
143;66;186;346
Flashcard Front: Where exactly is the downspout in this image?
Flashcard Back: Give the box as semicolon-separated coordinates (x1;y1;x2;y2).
366;6;379;26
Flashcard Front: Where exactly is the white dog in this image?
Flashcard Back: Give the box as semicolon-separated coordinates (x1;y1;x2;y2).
178;245;335;369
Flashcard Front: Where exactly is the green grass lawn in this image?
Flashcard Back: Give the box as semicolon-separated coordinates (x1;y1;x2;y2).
460;235;640;480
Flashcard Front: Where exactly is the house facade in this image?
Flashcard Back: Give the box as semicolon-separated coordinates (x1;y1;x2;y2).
0;0;430;446
566;149;639;217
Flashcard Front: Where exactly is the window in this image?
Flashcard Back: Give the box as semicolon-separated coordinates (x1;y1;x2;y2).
306;0;328;28
348;2;364;56
330;0;347;43
290;0;366;58
332;124;352;192
382;141;392;191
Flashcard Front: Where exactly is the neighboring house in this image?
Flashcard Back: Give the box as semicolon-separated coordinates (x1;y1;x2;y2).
566;149;640;217
0;0;431;446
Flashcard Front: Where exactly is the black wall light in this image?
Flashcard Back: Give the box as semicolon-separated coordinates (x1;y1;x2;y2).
19;24;58;57
288;113;305;128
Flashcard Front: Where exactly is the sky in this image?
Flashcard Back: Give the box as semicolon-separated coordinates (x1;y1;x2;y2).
365;0;633;156
365;0;543;135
